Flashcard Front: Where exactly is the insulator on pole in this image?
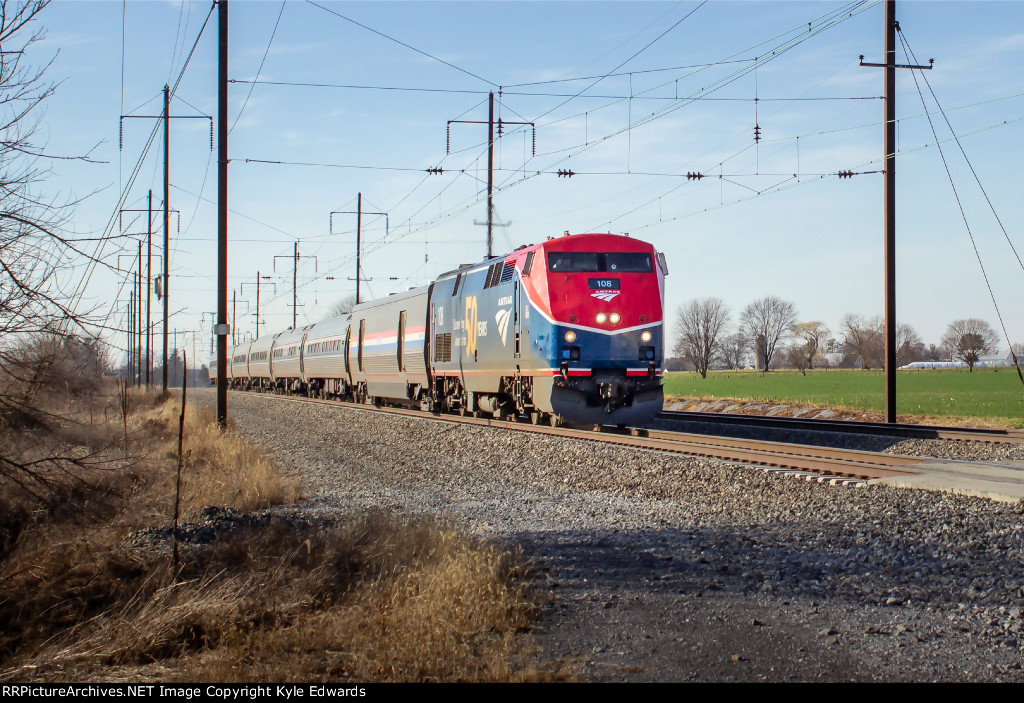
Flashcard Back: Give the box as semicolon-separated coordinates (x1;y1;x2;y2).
446;123;451;154
119;119;123;151
532;126;536;157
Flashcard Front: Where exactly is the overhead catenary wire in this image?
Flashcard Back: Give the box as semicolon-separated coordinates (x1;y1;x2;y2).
527;0;709;125
73;1;218;339
305;0;497;87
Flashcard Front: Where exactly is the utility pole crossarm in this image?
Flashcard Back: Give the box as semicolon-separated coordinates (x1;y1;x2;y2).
446;92;535;259
334;194;385;305
242;274;275;340
274;247;317;328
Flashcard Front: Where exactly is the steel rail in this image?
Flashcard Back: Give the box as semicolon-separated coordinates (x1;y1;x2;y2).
657;410;1024;445
232;391;923;481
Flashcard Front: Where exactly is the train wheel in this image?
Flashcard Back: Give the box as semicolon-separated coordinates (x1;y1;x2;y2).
530;412;541;425
549;414;561;428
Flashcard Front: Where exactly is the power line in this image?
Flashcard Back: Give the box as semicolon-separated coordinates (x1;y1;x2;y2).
79;1;218;336
900;28;1024;278
305;0;497;86
501;59;758;88
899;28;1024;390
229;78;879;102
242;158;436;173
529;0;708;125
231;0;287;133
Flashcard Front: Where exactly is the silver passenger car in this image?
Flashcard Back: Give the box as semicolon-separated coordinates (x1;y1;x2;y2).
347;287;430;404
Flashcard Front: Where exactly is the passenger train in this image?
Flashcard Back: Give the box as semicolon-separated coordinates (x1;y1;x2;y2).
210;232;667;426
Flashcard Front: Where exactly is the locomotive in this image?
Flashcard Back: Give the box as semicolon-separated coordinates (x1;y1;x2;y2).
210;232;667;426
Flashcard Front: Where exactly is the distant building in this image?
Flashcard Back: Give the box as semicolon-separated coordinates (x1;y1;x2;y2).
900;350;1017;370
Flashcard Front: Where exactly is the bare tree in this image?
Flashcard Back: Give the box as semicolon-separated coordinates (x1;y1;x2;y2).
785;344;809;375
941;319;999;372
896;323;925;367
672;297;730;379
792;321;829;372
324;294;357;321
0;1;112;501
721;332;749;370
740;296;796;371
840;314;883;370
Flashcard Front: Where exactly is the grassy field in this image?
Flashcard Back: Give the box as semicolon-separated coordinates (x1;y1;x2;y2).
663;368;1024;426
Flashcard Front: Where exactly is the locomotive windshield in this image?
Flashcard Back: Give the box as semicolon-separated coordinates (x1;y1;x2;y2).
547;252;653;273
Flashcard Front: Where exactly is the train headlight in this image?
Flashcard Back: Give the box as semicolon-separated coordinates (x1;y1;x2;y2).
564;330;577;343
641;330;653;342
596;313;607;324
609;312;621;325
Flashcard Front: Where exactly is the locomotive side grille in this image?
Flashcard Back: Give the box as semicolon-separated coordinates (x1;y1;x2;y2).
498;262;515;284
484;264;500;289
434;333;452;362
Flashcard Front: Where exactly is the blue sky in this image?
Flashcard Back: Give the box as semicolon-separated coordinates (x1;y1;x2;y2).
29;1;1024;364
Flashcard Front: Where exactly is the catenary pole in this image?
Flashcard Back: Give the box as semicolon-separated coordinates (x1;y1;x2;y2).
216;0;229;428
356;194;362;304
162;84;170;392
883;0;897;423
486;91;494;259
293;241;298;328
146;190;152;389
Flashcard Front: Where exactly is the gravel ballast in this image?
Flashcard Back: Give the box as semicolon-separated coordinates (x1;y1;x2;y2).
194;389;1024;682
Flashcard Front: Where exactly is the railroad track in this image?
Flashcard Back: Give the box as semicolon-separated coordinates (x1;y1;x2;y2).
657;410;1024;445
235;391;925;483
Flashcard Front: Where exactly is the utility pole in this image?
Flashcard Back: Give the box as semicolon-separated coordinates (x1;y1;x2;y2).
487;92;493;256
162;84;170;392
128;283;134;381
275;246;316;327
146;191;152;389
332;195;386;304
136;244;142;387
130;283;134;382
118;197;172;389
447;92;534;258
859;0;932;422
293;241;297;328
231;293;250;346
120;92;211;392
217;0;229;428
242;274;275;339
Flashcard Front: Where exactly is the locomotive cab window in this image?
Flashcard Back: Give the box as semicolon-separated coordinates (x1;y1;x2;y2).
523;251;535;276
547;252;652;273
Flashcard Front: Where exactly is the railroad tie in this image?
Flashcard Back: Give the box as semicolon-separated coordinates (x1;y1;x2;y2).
756;465;867;488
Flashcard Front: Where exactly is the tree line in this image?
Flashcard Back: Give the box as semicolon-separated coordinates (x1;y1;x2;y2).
672;296;1014;377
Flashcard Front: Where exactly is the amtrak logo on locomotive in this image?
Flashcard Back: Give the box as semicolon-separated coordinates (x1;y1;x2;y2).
495;308;511;346
591;291;621;302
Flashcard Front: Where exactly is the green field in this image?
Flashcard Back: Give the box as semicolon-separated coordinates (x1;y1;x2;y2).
663;368;1024;425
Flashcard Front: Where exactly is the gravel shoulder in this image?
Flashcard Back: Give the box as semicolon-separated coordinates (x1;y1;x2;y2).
195;389;1024;682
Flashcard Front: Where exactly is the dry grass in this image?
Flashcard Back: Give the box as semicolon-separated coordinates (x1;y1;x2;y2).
0;388;555;682
2;515;552;682
138;400;299;515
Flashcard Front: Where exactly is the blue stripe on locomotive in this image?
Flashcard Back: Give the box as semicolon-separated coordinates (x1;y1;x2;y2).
524;303;663;371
